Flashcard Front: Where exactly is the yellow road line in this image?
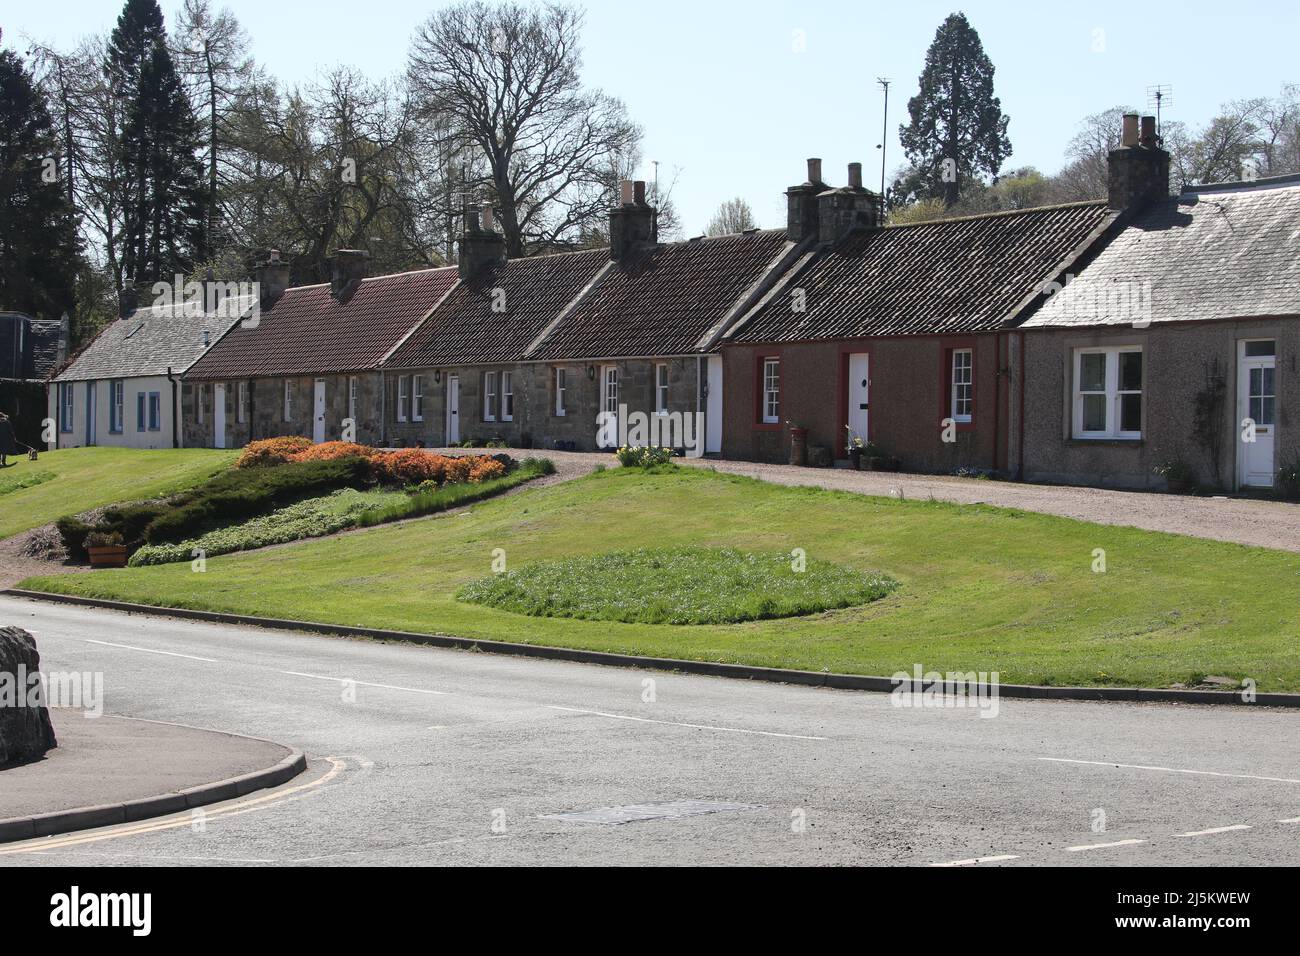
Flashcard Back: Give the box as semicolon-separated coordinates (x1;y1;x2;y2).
0;757;346;856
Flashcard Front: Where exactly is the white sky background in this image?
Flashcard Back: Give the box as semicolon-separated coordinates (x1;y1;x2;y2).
8;0;1298;235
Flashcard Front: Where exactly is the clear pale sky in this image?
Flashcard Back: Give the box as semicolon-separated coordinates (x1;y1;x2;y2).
6;0;1297;235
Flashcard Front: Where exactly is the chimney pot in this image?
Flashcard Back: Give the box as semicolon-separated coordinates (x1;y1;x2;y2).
633;180;646;205
848;162;863;190
480;205;495;232
807;157;823;184
1139;115;1158;148
1121;113;1140;148
620;180;635;205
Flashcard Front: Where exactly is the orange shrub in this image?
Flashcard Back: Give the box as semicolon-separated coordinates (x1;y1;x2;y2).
468;458;507;482
236;436;313;468
370;449;449;485
442;456;473;484
292;441;374;463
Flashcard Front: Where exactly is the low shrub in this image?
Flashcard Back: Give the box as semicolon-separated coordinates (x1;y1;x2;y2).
615;446;674;468
469;458;507;482
293;441;374;463
357;457;553;527
236;436;313;468
84;531;124;548
55;516;94;562
370;448;449;485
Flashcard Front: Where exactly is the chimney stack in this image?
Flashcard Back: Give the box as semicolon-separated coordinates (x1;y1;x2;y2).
1108;113;1170;211
330;249;370;301
458;203;506;280
785;157;826;242
609;179;655;262
816;161;881;244
255;250;291;309
118;287;139;319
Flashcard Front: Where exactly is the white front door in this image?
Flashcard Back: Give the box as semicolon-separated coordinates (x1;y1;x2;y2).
847;352;870;445
213;384;227;449
1238;341;1276;488
446;376;460;444
85;382;97;445
312;379;326;443
599;365;619;448
706;355;723;454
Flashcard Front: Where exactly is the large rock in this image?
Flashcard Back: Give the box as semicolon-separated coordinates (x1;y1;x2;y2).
0;626;57;766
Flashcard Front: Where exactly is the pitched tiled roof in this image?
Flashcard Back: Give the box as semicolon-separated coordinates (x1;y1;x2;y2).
186;268;457;380
1023;178;1300;328
730;202;1113;344
527;229;793;360
1;312;61;380
53;297;253;382
385;250;608;369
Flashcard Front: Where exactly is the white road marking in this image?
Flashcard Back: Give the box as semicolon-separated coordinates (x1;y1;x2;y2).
281;671;447;695
1178;825;1252;837
1039;757;1300;785
85;639;219;663
1065;839;1147;852
931;854;1019;867
546;705;827;740
1279;816;1300;824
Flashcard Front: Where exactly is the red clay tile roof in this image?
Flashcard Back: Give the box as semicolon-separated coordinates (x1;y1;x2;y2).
729;202;1113;344
385;250;608;369
185;267;458;380
527;230;793;360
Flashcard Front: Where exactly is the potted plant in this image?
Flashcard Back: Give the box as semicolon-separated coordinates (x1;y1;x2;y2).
845;426;866;470
1154;457;1195;494
85;531;129;568
786;421;808;467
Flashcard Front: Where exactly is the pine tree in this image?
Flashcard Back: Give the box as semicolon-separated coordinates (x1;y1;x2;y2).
0;49;80;318
898;12;1011;207
108;0;207;291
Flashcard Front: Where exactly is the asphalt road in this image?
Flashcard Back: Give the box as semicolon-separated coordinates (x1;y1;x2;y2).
1;594;1297;867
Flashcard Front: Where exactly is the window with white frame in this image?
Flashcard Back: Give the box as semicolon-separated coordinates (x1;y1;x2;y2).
655;363;669;415
950;349;973;423
1073;347;1142;439
197;384;206;424
484;371;498;421
283;380;293;422
762;358;780;424
347;376;357;422
501;372;514;421
110;380;124;433
412;375;424;422
397;376;409;422
237;381;248;424
59;383;74;432
554;368;567;416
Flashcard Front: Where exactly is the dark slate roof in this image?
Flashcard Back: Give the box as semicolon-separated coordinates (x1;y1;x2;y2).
186;268;458;380
53;298;253;382
1;312;61;380
730;202;1113;344
527;229;793;360
385;250;608;369
1024;179;1300;328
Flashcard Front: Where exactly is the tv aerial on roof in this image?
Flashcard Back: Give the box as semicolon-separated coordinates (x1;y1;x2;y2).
1146;85;1173;136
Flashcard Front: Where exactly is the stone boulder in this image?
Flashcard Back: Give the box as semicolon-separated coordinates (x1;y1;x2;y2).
0;626;57;766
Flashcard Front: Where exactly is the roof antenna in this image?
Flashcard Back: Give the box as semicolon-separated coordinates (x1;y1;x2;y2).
876;78;891;200
1146;85;1172;139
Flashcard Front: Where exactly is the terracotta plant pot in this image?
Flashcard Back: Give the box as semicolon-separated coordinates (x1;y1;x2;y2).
87;545;129;568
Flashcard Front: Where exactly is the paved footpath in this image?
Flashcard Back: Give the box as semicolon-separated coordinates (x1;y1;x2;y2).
2;594;1298;867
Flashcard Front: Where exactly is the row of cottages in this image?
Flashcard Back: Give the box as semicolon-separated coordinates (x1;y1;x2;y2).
2;311;65;448
180;180;798;454
47;113;1300;493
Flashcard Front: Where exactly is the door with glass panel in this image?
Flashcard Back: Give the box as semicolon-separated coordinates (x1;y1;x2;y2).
1238;340;1276;488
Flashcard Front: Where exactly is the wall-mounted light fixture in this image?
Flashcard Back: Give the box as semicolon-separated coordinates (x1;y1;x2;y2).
587;365;596;381
434;368;442;384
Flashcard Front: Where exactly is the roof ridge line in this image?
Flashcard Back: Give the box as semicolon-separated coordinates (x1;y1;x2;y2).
884;199;1108;231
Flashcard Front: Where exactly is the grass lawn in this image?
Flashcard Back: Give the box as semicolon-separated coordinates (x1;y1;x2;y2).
19;466;1300;690
0;447;237;541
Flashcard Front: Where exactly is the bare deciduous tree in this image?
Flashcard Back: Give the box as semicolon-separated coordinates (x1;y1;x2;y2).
705;197;757;236
407;1;642;256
